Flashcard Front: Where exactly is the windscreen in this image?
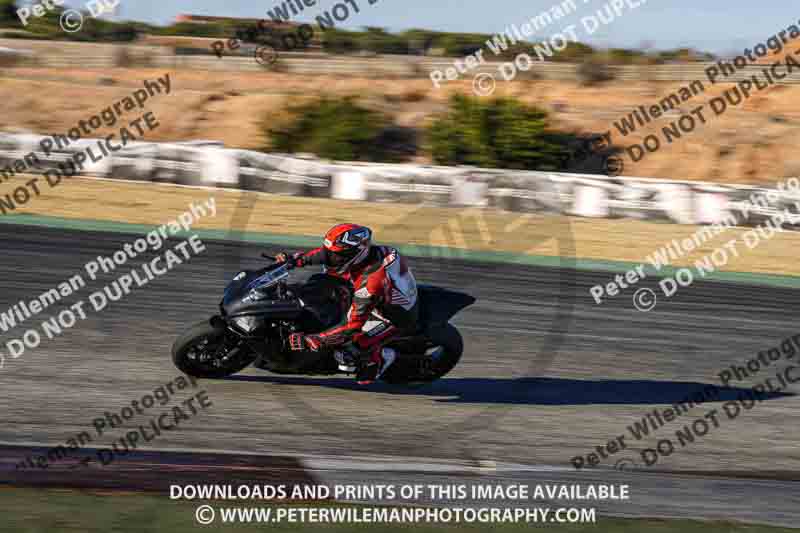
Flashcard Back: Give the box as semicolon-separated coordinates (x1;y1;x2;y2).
245;264;290;291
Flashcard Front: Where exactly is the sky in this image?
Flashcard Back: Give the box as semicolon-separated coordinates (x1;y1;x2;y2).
57;0;796;54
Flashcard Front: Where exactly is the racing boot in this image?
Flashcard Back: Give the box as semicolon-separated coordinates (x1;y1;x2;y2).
333;346;358;373
356;347;396;385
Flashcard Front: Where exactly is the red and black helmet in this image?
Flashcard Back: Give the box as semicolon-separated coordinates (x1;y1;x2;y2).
322;223;372;273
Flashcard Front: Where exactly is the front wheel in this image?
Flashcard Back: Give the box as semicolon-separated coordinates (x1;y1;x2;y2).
172;319;256;378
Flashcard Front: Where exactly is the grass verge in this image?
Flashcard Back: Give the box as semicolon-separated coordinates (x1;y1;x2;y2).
2;175;800;284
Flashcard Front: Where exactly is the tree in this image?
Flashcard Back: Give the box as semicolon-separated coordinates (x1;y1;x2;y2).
0;0;21;27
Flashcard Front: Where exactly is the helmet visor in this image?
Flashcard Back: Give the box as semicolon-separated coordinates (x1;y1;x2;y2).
326;248;358;268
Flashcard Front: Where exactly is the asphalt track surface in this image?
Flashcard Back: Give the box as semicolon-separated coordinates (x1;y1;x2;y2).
0;224;799;526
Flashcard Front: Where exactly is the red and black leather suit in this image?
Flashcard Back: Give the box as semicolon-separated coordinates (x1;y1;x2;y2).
289;245;419;356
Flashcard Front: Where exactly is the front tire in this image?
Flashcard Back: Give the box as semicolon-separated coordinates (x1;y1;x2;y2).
172;319;256;378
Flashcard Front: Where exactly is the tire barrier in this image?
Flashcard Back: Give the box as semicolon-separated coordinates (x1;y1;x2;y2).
1;132;799;229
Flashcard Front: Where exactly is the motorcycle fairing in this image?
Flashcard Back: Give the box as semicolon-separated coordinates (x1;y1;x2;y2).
417;285;476;328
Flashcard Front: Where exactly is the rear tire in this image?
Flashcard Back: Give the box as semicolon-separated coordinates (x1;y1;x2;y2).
172;319;256;378
382;323;464;385
426;323;464;380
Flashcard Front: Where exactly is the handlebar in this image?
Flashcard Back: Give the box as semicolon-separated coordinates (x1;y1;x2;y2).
262;252;296;270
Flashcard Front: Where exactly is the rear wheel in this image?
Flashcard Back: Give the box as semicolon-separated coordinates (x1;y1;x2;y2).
382;323;464;385
172;319;256;378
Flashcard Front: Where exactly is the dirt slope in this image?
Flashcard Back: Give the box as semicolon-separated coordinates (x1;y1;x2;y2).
1;67;799;184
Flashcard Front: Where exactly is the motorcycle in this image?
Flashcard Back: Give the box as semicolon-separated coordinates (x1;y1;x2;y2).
171;253;475;384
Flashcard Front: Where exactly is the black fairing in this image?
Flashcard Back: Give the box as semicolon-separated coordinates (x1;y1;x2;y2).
222;268;302;319
292;274;351;331
222;269;473;333
222;270;348;331
417;285;476;327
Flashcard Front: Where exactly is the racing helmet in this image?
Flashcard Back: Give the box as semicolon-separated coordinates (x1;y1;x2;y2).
323;223;372;273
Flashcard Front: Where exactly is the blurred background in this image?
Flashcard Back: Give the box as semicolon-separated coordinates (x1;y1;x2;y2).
1;0;800;182
2;2;800;531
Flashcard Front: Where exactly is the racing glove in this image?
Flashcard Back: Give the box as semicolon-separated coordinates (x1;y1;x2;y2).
289;333;322;352
275;251;305;268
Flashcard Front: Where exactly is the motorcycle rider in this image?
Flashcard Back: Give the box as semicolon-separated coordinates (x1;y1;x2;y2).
275;223;419;384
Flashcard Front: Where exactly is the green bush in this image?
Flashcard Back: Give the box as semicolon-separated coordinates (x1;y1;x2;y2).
437;32;487;57
10;5;138;42
576;58;616;85
264;97;402;162
400;28;442;55
155;21;228;38
428;94;570;170
360;27;408;55
0;0;19;27
551;41;595;62
321;28;360;54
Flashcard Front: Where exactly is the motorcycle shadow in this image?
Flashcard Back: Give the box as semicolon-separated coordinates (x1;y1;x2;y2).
222;375;793;406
